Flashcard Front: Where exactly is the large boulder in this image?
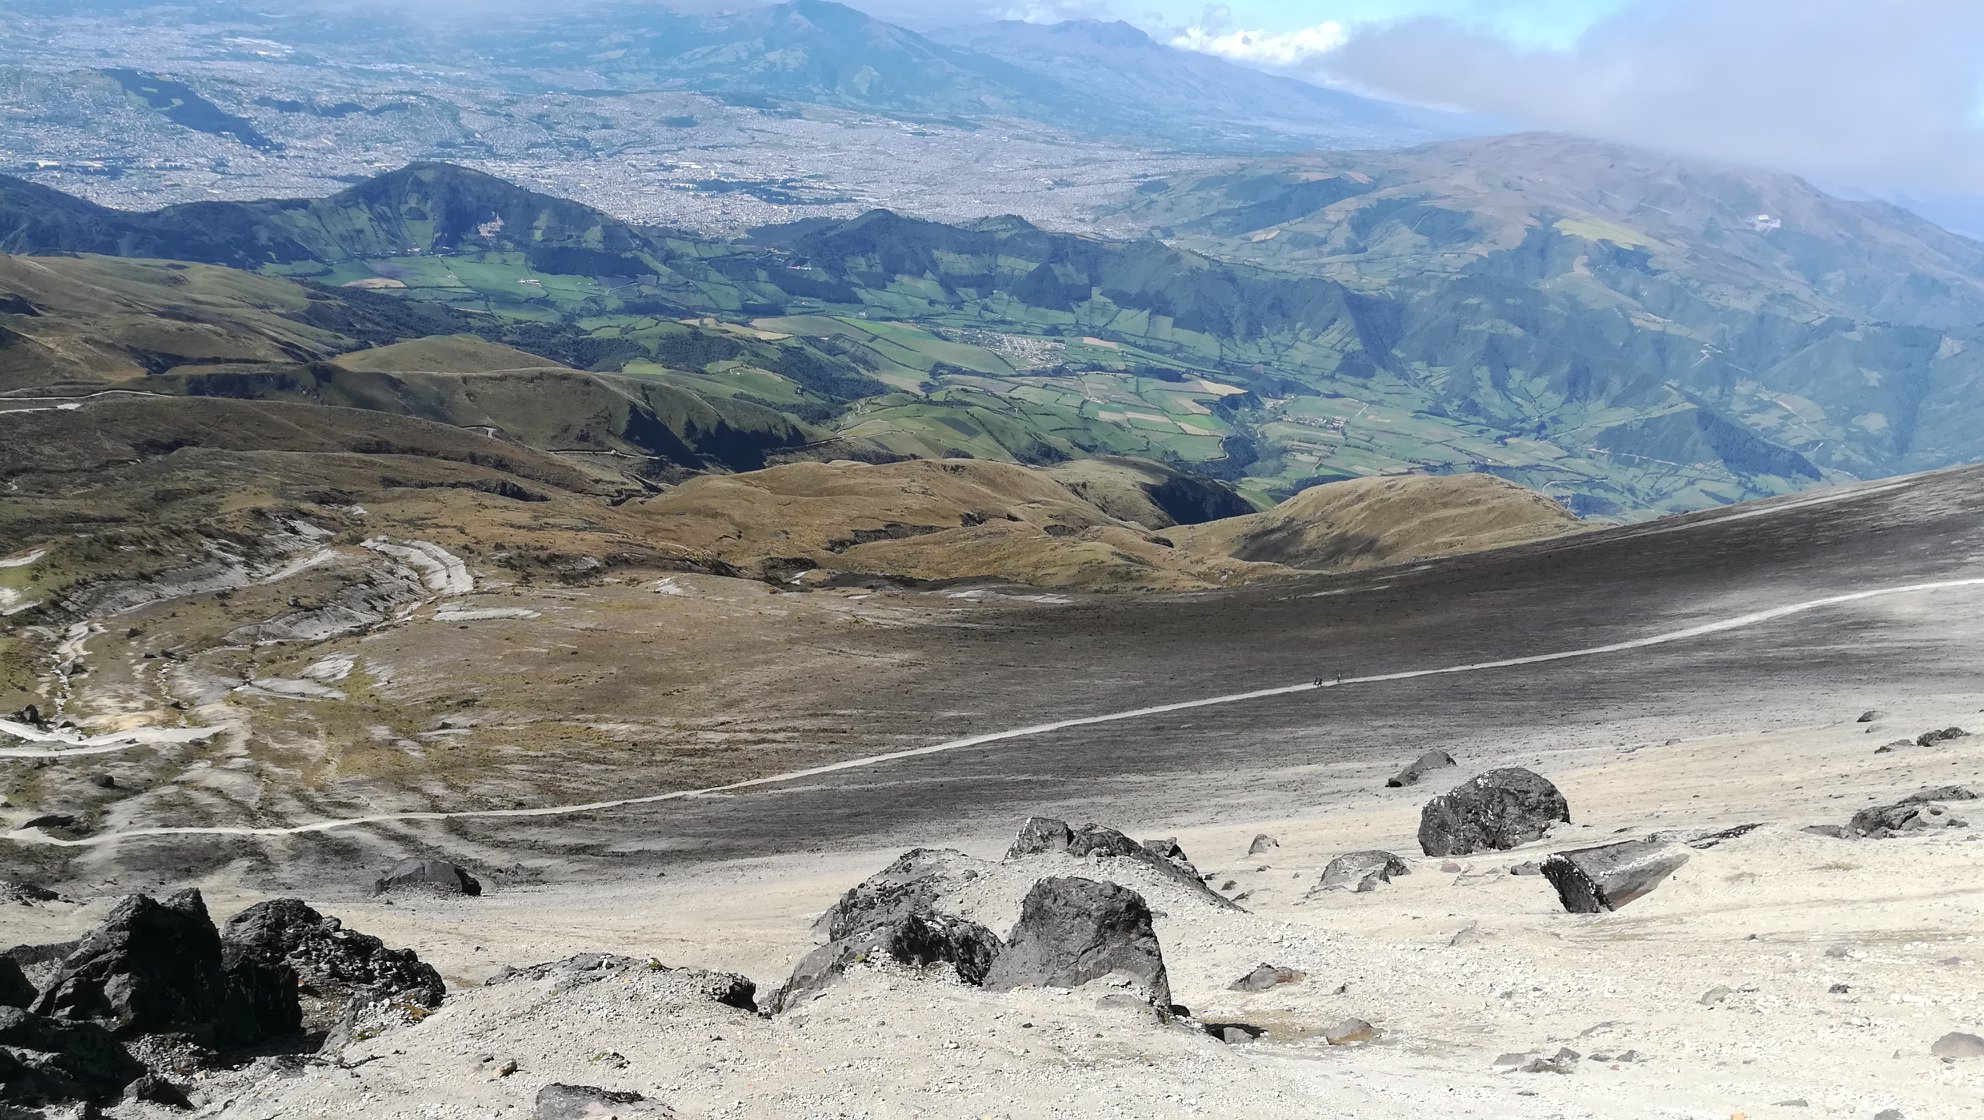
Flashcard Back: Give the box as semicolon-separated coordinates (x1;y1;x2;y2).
1313;850;1410;894
1387;749;1457;788
772;910;1002;1013
811;848;962;941
983;877;1170;1006
222;898;445;1035
373;858;482;897
0;1006;147;1108
1418;768;1571;857
1850;799;1969;838
31;889;296;1048
1540;839;1691;913
1004;817;1236;910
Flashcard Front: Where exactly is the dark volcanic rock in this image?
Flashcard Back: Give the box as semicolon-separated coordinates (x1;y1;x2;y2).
811;847;961;942
1915;727;1969;747
984;877;1170;1006
535;1083;673;1118
1902;785;1978;804
1387;749;1458;788
1314;850;1410;894
773;911;1002;1013
1418;768;1571;856
20;813;77;831
1850;795;1970;838
0;956;31;1008
0;1006;147;1107
1541;839;1691;913
372;858;482;897
222;898;445;1034
1004;817;1236;909
31;889;294;1048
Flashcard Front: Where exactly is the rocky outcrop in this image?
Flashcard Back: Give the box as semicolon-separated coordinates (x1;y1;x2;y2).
31;889;296;1048
536;1082;676;1118
1229;963;1305;992
1540;839;1691;913
1313;850;1410;894
487;954;756;1012
1004;817;1236;910
811;848;963;942
1418;768;1571;856
773;911;1002;1013
222;898;445;1035
0;1006;147;1108
1850;798;1969;837
983;877;1170;1006
373;858;482;897
1386;749;1457;788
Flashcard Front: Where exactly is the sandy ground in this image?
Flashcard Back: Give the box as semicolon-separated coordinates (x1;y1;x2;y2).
6;694;1981;1119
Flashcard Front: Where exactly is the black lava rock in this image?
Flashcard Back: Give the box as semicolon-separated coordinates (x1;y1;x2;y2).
983;877;1170;1006
1418;768;1572;857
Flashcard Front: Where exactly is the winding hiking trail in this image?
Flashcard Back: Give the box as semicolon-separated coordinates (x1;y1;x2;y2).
9;576;1984;848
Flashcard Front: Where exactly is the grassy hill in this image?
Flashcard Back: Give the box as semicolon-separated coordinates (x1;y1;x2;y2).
7;149;1976;521
1173;473;1581;572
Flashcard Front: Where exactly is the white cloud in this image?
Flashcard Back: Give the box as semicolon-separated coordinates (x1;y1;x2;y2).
994;0;1116;22
1170;20;1347;68
1323;0;1984;192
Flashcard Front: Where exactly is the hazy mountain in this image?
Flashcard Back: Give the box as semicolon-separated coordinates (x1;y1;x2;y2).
1110;133;1984;491
933;19;1482;150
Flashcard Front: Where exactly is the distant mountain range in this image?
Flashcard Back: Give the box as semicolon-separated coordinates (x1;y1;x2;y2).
5;0;1479;154
5;132;1983;519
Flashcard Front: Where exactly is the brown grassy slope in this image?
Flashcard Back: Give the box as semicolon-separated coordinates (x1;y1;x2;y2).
627;458;1283;591
329;335;568;374
1172;473;1581;571
0;254;352;391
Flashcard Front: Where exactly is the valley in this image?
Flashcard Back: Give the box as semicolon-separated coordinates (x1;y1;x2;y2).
3;3;1982;1117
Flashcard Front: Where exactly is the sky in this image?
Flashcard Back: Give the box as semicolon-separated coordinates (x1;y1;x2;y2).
891;0;1984;199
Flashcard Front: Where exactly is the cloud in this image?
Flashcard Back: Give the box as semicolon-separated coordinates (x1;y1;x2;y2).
1319;0;1984;192
1170;20;1347;68
991;0;1117;22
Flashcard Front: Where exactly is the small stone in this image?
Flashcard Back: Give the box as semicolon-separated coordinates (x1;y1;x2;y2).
495;1058;519;1078
1509;861;1543;876
1915;726;1969;747
1773;1100;1810;1108
1205;1022;1264;1044
1440;860;1463;873
1829;983;1851;994
1873;1110;1904;1120
1823;945;1854;959
1930;1031;1984;1058
1228;963;1306;992
1700;985;1732;1006
1322;1017;1376;1045
1247;834;1279;855
1857;710;1885;723
89;774;116;789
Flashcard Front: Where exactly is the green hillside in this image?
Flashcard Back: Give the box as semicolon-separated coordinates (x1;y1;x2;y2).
8;146;1981;519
